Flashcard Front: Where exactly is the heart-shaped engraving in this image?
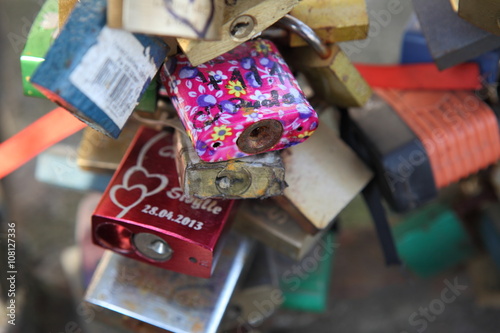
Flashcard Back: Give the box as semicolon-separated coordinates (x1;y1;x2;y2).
163;0;216;38
123;166;168;197
110;184;148;211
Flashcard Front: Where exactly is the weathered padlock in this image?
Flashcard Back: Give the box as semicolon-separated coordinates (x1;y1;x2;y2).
107;0;225;40
413;0;500;70
92;126;236;278
173;130;286;199
234;199;328;260
282;15;372;108
349;90;500;212
177;0;301;66
31;0;169;138
289;0;369;47
273;109;373;234
161;38;318;162
86;231;254;333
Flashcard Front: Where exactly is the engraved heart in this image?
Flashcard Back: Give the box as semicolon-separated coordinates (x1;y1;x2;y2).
110;184;148;211
123;166;168;197
163;0;216;39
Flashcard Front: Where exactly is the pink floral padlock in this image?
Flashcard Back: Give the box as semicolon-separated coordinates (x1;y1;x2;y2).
161;39;319;162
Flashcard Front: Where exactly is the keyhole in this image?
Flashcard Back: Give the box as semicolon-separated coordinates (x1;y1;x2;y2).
230;15;256;40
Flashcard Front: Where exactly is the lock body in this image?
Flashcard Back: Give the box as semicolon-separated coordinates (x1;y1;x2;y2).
162;39;318;162
177;0;301;66
273;112;372;234
86;231;254;333
289;0;369;47
30;0;168;138
349;90;500;213
455;0;500;36
174;130;286;199
92;127;235;278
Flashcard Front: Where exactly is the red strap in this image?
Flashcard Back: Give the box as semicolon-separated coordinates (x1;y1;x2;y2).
0;107;87;179
354;63;482;90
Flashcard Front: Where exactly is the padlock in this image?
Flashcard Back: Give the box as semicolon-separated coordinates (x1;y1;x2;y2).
412;0;500;70
77;120;141;173
92;126;236;278
173;130;286;199
394;202;475;278
30;0;169;138
85;231;254;333
177;0;301;66
272;110;373;234
272;232;336;313
282;15;372;108
20;0;58;99
107;0;225;40
161;38;318;162
59;0;78;27
234;199;328;261
289;0;369;47
453;0;500;36
221;247;281;332
35;144;112;192
348;90;500;213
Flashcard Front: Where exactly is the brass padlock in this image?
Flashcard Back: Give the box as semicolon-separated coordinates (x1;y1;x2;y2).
177;0;301;66
281;15;372;107
59;0;78;28
107;0;225;40
173;130;286;199
289;0;369;47
453;0;500;36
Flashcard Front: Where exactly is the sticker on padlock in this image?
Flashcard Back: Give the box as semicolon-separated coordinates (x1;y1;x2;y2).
289;0;369;47
30;0;169;138
348;90;500;212
177;0;301;66
173;130;286;199
161;38;318;162
282;15;372;108
92;126;236;278
273;110;373;234
413;0;500;70
85;231;254;333
234;199;328;261
107;0;225;40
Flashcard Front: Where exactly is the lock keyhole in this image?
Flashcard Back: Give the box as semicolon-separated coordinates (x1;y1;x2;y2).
230;15;256;40
237;119;283;154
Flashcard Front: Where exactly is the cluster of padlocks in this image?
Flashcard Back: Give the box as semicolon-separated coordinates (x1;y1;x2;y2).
12;0;500;331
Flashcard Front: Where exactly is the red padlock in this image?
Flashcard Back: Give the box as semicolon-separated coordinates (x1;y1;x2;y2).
92;126;235;278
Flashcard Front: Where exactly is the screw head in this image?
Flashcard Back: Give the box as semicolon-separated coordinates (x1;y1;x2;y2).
230;15;256;41
133;233;173;262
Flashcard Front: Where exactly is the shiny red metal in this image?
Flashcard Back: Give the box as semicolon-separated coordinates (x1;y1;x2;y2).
92;126;235;278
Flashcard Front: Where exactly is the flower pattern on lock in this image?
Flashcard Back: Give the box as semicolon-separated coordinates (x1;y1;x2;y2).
161;39;319;162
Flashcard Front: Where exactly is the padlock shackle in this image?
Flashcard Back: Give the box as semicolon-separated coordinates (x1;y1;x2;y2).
276;14;331;59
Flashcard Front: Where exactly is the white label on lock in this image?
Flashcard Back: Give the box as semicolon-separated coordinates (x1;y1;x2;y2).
69;27;157;129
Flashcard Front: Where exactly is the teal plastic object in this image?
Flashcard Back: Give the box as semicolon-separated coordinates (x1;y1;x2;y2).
279;232;335;312
394;203;475;278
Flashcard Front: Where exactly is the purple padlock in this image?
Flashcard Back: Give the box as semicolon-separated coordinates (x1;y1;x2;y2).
161;39;319;162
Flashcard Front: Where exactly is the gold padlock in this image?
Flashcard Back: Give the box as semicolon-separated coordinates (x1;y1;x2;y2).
452;0;500;36
289;0;369;47
177;0;301;66
107;0;225;40
281;15;372;107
